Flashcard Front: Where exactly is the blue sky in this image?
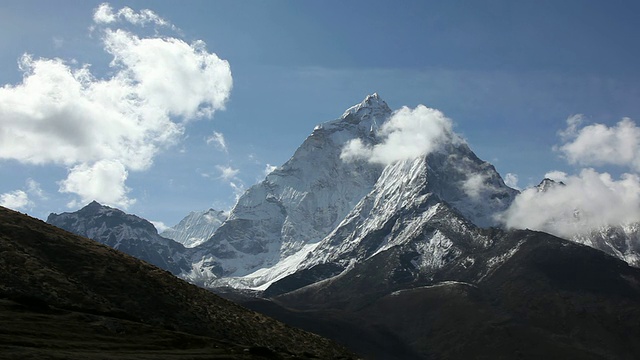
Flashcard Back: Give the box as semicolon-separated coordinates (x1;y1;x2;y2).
1;1;640;229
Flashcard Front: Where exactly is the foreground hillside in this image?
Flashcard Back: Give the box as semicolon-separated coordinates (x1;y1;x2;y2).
239;230;640;359
0;206;355;359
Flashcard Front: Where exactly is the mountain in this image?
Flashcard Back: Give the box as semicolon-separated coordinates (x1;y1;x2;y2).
47;201;190;275
185;94;517;290
0;205;356;359
161;208;227;248
250;229;640;359
44;94;518;291
185;94;392;288
285;139;517;288
36;93;640;358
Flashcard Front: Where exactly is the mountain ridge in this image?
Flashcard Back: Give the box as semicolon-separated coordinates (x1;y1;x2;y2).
0;205;357;359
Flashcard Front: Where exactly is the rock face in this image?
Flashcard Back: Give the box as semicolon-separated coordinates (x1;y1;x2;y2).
161;209;227;248
1;205;356;359
252;229;640;360
185;94;392;287
47;201;190;275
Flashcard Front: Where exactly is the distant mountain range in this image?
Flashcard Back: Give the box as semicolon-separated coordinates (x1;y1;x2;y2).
43;94;640;359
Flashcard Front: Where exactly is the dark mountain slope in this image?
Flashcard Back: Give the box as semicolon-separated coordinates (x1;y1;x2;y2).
242;230;640;360
0;206;355;359
47;201;190;275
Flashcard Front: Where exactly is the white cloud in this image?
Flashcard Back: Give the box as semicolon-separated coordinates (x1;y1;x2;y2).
150;220;169;233
462;173;490;200
264;163;277;177
501;168;640;238
504;173;519;189
59;159;134;209
0;190;31;210
502;115;640;239
0;3;232;207
93;3;171;27
206;131;227;152
544;170;568;183
216;165;239;181
557;116;640;171
341;105;458;165
26;178;46;199
229;181;245;201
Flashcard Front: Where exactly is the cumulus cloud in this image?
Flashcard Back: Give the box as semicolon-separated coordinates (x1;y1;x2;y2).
0;3;232;208
0;190;31;210
93;3;171;27
501;169;640;238
341;105;458;165
206;131;228;152
502;115;640;238
0;179;47;210
59;160;134;208
544;170;568;183
557;115;640;171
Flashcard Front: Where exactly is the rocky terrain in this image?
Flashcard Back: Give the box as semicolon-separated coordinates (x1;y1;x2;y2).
0;206;356;359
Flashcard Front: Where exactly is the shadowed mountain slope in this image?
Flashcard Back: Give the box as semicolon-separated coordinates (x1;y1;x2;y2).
240;230;640;360
0;206;356;359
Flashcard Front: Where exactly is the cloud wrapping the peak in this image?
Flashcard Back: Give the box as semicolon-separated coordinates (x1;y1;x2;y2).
502;115;640;240
0;3;232;208
341;105;457;165
501;169;640;238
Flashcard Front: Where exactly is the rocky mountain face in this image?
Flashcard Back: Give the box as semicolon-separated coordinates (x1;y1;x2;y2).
0;205;356;359
47;201;190;275
161;208;227;248
184;94;391;288
182;94;518;290
249;229;640;359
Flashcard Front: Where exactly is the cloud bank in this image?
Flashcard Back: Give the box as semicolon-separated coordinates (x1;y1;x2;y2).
502;115;640;238
557;115;640;171
0;3;232;208
502;169;640;238
341;105;457;165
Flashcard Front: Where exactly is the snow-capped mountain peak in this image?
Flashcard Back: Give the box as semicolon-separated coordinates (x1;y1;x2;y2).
341;92;391;121
184;94;393;287
161;209;227;248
